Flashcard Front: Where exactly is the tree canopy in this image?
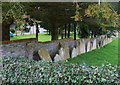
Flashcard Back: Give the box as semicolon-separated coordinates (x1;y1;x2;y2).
2;2;119;41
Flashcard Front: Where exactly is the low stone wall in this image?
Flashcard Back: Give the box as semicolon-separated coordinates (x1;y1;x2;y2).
1;38;37;59
1;35;112;62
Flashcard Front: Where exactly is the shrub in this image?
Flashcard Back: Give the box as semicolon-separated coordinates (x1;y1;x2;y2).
0;57;119;84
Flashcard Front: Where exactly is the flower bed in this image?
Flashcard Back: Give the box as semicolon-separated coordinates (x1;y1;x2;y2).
0;57;119;84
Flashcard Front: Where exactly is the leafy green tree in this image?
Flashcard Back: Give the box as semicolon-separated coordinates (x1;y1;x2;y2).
85;3;119;37
24;2;76;40
2;2;25;41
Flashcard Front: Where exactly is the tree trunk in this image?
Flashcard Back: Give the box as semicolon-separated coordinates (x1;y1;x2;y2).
77;21;81;38
65;24;67;38
51;23;58;40
74;24;76;40
2;16;14;41
48;30;51;35
68;23;70;38
61;32;63;39
0;23;2;41
36;23;39;41
2;21;11;41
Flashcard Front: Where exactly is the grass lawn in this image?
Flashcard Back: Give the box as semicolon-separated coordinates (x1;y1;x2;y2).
10;33;79;42
66;39;118;66
10;33;51;42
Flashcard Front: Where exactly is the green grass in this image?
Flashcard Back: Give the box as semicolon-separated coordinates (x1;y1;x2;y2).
10;34;36;40
66;39;118;66
10;33;79;42
10;33;51;42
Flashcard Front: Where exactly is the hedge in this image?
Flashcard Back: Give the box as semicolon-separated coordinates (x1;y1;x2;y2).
0;57;119;84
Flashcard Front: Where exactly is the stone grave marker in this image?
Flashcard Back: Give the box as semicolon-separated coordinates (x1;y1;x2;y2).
80;41;86;54
72;47;77;58
59;42;70;60
38;48;52;62
87;41;91;52
54;54;61;62
92;39;97;50
109;38;112;43
59;47;64;60
64;45;70;60
96;37;100;49
104;38;107;45
76;41;81;55
102;39;106;46
76;46;80;55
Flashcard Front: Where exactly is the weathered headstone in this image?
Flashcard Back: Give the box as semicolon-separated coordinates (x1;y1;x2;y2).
72;47;77;58
64;45;70;60
109;38;112;43
92;39;97;50
59;42;70;60
87;41;91;52
96;37;100;49
76;46;80;55
54;54;61;62
80;40;86;54
38;48;52;62
76;41;80;55
59;47;64;60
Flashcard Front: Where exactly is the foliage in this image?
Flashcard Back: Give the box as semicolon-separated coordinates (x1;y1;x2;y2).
10;29;15;34
71;3;82;22
22;2;76;40
85;3;119;34
2;2;25;22
79;23;90;38
0;57;119;84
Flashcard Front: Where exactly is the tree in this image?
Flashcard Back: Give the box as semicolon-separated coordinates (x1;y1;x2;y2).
85;3;119;37
2;2;25;41
71;3;82;40
24;2;76;40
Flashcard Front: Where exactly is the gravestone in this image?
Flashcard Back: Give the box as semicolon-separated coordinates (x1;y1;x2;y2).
87;41;91;52
64;45;70;60
105;38;108;45
54;54;61;62
96;37;100;49
76;41;80;55
54;43;70;62
104;35;108;46
76;46;80;55
80;40;86;54
59;47;64;60
92;39;97;50
59;42;70;60
72;47;77;58
38;48;52;62
109;38;112;43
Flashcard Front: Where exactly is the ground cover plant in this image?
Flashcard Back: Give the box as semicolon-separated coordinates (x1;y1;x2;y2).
0;57;119;84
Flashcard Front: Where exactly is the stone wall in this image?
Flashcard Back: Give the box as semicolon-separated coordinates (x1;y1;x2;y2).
1;35;113;62
1;38;37;59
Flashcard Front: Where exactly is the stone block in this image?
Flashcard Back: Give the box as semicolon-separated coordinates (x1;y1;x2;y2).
71;47;77;58
92;39;97;50
87;41;91;52
38;48;52;62
54;54;61;62
80;40;86;54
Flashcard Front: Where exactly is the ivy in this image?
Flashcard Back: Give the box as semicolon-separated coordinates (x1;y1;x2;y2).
0;57;119;84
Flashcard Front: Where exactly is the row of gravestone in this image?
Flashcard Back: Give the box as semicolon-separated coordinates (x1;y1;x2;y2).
37;35;112;62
